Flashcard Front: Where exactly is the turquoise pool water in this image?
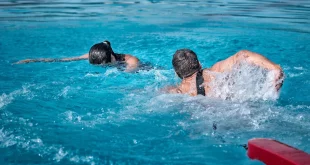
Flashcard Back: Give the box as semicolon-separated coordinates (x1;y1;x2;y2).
0;0;309;164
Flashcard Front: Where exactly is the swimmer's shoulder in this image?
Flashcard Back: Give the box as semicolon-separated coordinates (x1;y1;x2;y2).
124;54;140;65
202;68;215;84
202;68;212;77
124;54;139;62
121;54;139;72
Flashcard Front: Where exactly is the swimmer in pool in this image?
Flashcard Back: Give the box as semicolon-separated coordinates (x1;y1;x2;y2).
167;49;284;96
15;41;140;71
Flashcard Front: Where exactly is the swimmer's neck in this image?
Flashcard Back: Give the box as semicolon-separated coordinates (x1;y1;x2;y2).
178;72;199;96
182;72;198;83
181;68;209;83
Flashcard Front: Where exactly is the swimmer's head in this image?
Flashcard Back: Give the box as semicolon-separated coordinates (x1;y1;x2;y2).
172;49;201;79
88;41;114;64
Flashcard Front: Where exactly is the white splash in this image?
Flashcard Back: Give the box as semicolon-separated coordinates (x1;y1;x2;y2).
288;72;304;78
293;66;304;70
284;66;306;78
64;111;81;123
154;70;168;81
207;62;280;102
58;86;71;97
0;93;13;109
69;155;95;165
54;148;68;162
0;128;17;148
104;68;119;76
0;126;45;153
85;73;101;77
0;85;31;109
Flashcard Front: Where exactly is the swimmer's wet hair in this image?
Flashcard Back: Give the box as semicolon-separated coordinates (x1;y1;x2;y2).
172;49;201;79
88;41;113;64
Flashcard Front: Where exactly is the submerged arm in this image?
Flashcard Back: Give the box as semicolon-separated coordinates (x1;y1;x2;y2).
15;53;89;64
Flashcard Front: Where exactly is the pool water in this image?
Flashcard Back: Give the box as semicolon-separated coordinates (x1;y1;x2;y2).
0;0;309;164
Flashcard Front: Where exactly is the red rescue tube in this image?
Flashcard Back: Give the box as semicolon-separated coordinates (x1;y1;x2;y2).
247;138;310;165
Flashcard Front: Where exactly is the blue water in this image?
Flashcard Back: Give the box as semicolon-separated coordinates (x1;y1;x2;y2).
0;0;310;164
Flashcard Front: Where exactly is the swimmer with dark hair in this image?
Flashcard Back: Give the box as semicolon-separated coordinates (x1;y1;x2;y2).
16;40;140;71
166;49;284;96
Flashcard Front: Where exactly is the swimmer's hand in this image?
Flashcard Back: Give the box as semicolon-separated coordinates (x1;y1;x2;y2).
14;59;35;64
269;65;284;91
273;66;284;91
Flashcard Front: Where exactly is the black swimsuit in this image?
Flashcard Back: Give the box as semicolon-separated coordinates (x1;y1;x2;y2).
196;70;205;96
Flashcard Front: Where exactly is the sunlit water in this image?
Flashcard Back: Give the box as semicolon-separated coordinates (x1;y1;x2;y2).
0;0;310;164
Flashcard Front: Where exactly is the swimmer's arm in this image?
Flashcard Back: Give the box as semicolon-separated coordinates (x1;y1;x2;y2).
211;50;284;90
211;50;282;71
15;53;89;64
57;53;89;62
124;54;140;72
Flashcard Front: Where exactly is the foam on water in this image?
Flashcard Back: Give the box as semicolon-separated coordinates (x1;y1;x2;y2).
0;85;32;109
58;86;71;98
85;73;102;77
143;93;310;154
0;128;18;147
104;68;120;77
0;119;97;165
285;66;307;78
0;93;13;109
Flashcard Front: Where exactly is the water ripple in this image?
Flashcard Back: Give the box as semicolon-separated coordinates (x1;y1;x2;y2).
0;0;309;33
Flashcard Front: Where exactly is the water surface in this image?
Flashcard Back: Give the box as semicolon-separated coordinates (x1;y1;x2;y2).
0;0;310;164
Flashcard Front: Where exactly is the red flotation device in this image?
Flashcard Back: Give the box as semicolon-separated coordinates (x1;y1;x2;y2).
247;138;310;165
